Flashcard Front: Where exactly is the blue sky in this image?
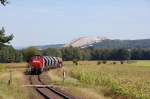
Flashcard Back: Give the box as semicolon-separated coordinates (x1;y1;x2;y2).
0;0;150;47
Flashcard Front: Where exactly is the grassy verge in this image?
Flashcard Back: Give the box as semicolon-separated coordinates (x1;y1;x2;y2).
47;68;111;99
0;64;6;72
0;64;29;99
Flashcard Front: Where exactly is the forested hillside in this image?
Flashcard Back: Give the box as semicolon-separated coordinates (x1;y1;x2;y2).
91;39;150;49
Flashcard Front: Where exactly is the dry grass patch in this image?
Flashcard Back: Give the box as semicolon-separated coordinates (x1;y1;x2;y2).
0;70;29;99
63;86;111;99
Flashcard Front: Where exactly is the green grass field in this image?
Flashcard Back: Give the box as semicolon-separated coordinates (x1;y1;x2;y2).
48;60;150;99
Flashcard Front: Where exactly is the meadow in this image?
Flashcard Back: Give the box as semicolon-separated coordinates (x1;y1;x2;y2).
48;61;150;99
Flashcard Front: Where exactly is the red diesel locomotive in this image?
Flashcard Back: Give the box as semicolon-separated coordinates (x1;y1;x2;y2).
28;56;63;74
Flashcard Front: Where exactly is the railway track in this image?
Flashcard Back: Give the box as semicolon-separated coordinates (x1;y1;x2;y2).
29;75;72;99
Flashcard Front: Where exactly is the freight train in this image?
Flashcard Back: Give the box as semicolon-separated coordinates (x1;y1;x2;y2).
28;56;63;74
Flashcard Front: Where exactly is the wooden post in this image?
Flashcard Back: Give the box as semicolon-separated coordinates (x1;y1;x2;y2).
8;70;12;85
63;69;66;82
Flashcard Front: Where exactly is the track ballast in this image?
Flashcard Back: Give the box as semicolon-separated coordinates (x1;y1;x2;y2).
29;75;72;99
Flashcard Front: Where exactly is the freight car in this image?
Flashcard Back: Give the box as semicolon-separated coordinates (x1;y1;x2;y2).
28;56;63;74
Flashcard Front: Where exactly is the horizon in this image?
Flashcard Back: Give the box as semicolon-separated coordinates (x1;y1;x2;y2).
0;0;150;47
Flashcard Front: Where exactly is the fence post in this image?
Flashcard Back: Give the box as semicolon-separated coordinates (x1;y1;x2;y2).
8;70;12;85
63;69;66;82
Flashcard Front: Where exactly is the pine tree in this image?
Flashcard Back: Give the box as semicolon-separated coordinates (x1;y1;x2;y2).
0;27;14;48
0;0;8;6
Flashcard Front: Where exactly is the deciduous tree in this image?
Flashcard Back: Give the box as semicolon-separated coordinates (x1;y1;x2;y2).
23;47;42;62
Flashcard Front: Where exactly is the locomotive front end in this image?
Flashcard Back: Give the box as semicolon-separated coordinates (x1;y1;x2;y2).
29;56;44;74
31;60;43;68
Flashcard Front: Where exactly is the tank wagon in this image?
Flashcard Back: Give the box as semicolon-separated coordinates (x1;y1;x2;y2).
28;56;63;74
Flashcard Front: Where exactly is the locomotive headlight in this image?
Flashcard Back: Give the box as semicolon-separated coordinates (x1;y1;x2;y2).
32;60;40;63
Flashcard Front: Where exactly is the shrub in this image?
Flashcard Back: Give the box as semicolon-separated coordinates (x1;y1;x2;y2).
113;62;116;64
120;61;124;64
72;59;78;66
97;61;101;65
102;60;107;64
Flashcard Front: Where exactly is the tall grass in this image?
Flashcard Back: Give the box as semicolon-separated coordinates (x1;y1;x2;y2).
0;70;28;99
69;61;150;99
48;61;150;98
0;64;5;72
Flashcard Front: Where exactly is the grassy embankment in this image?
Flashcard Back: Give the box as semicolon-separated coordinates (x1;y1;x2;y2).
47;61;150;99
0;63;28;99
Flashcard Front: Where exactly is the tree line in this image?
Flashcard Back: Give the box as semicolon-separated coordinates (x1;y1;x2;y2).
42;47;150;61
1;46;150;63
2;46;150;63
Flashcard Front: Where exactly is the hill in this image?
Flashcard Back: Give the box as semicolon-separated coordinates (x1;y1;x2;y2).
64;36;108;48
64;37;150;49
90;39;150;49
